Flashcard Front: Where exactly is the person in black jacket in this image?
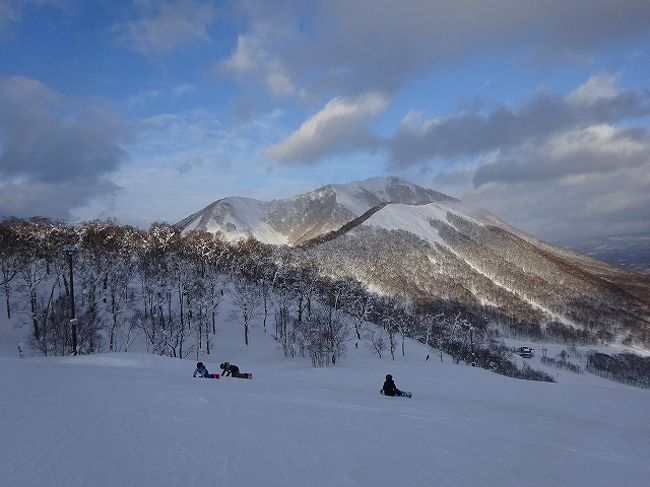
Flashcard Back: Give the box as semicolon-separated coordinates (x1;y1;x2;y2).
220;362;252;379
381;374;401;396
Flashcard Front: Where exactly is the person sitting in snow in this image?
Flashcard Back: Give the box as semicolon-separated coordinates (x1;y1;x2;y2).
381;374;405;397
193;362;219;378
219;362;252;379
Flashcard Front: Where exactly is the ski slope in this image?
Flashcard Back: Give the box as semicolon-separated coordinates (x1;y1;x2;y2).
1;307;649;487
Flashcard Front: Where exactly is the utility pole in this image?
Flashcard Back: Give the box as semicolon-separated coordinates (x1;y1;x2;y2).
64;244;79;355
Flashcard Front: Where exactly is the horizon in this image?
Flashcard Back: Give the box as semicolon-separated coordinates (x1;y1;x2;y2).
5;173;649;248
1;1;649;243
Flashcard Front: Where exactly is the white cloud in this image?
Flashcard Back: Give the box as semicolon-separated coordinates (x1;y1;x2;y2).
568;73;620;105
266;63;294;98
126;84;196;109
113;0;215;56
266;92;388;164
127;89;163;108
388;74;650;168
473;124;650;187
172;83;196;97
221;34;264;74
219;31;294;99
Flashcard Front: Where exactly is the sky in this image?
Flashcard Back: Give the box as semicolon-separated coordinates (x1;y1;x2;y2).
0;0;649;243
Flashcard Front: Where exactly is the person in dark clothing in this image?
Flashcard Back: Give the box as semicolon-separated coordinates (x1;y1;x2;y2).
381;373;412;398
381;374;402;396
219;361;238;376
220;362;252;379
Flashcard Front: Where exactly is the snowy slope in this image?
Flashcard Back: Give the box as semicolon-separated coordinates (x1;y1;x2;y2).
179;197;290;245
2;299;650;487
360;201;485;249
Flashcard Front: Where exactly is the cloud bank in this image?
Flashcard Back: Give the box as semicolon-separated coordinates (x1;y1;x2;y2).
227;0;650;99
0;76;130;219
389;75;650;167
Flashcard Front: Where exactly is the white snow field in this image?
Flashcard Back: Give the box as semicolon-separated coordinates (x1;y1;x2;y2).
1;311;649;487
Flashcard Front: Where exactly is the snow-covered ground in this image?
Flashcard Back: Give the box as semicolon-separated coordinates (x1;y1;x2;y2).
1;305;649;487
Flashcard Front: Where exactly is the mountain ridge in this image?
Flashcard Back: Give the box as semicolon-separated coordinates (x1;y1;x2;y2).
176;177;459;245
176;177;650;346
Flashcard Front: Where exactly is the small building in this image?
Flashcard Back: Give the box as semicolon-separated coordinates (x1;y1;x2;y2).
517;346;534;358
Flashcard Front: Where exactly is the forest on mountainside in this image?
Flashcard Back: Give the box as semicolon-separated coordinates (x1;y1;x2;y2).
2;217;648;385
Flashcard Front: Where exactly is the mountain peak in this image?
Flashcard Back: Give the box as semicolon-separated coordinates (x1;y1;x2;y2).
177;177;457;245
316;177;456;213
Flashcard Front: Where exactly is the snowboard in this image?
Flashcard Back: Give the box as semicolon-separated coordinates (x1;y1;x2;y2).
225;373;253;379
380;389;412;398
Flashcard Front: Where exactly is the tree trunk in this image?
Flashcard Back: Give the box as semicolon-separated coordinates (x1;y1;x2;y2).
178;282;184;329
297;295;303;324
4;286;10;320
30;284;39;341
110;292;117;352
263;295;268;333
205;307;210;354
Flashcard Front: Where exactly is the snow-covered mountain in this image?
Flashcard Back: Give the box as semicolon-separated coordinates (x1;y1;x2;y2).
178;177;650;342
177;177;456;245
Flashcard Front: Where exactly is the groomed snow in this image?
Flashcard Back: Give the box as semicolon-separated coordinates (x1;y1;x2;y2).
2;304;649;487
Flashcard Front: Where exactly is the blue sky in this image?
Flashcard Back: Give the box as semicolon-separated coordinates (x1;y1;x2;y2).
1;0;649;241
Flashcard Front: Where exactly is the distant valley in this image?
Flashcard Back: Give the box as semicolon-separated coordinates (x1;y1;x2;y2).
562;232;650;275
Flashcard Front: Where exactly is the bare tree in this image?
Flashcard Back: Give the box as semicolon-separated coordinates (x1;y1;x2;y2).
340;279;369;341
231;279;260;345
301;309;342;367
365;328;387;358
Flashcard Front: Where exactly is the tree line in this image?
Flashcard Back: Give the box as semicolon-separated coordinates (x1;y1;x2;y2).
0;217;555;382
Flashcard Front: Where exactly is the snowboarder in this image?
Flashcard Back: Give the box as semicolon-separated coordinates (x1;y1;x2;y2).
380;374;411;398
219;362;252;379
193;362;219;379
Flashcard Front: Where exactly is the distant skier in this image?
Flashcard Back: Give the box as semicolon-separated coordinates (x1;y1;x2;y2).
17;343;24;359
193;362;219;379
219;362;252;379
426;354;430;361
380;374;411;398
